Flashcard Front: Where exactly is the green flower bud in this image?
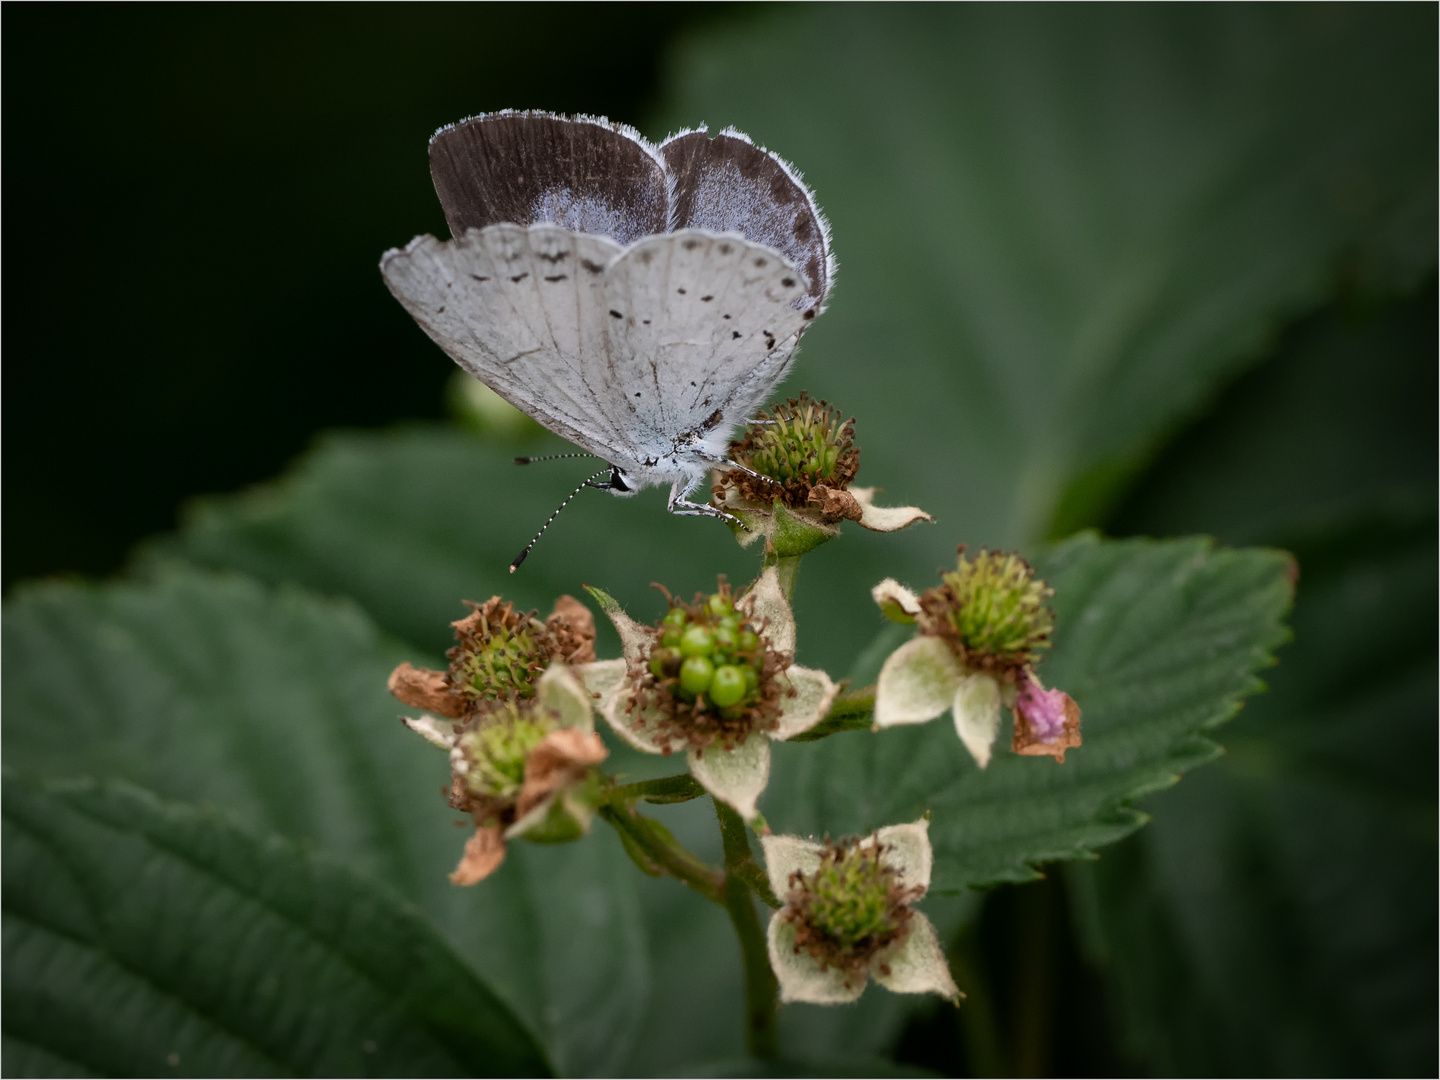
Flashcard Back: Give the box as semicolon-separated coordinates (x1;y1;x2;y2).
917;547;1054;674
455;703;555;800
781;838;916;982
805;844;904;949
444;595;596;709
720;393;860;509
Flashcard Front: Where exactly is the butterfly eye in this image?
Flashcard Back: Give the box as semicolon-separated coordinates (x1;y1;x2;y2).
610;466;632;493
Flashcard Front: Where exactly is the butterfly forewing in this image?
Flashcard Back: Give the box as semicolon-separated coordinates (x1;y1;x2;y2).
430;113;668;245
662;130;832;313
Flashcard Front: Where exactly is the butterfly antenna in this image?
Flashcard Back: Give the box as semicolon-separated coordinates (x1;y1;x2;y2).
514;452;601;465
509;468;611;573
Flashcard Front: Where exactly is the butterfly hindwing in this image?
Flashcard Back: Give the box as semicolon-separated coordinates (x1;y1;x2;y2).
382;225;635;459
382;225;811;469
601;232;812;453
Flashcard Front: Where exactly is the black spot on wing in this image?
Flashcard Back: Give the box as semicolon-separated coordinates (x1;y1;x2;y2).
581;259;605;274
544;274;569;282
510;272;529;283
470;274;491;282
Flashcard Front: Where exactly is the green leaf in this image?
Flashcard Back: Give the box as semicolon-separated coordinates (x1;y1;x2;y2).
654;5;1434;547
1073;524;1436;1075
1;569;649;1077
144;428;760;660
767;534;1295;892
2;771;549;1077
676;1056;939;1078
1071;289;1438;1075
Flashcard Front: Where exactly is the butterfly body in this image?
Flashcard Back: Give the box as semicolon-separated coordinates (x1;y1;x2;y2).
381;111;834;527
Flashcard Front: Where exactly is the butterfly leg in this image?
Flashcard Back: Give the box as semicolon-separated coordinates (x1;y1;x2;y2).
667;478;749;530
719;458;770;483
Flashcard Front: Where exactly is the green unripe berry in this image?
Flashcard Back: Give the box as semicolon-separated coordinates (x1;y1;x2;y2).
742;665;759;694
679;655;715;698
709;665;748;707
679;625;713;658
649;647;681;680
660;625;683;648
663;608;688;628
707;593;733;617
713;624;738;653
737;629;760;654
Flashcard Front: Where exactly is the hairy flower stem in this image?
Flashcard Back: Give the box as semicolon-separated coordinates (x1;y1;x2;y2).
716;799;780;1059
786;686;877;742
604;773;707;805
598;805;724;902
762;551;802;601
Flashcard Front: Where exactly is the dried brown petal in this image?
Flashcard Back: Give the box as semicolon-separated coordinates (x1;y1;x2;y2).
449;824;506;885
514;728;608;819
388;662;468;719
1012;693;1082;762
547;594;597;665
807;484;864;523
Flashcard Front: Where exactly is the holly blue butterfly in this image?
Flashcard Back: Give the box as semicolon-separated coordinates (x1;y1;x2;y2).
379;111;834;567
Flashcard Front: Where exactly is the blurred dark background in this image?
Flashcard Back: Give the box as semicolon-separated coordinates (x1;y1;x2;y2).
4;5;1435;1077
3;3;728;587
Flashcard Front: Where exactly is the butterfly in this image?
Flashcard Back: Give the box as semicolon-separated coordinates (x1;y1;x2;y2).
380;111;834;566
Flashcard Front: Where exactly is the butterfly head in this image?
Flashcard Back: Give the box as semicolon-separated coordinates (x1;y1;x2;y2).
604;465;637;498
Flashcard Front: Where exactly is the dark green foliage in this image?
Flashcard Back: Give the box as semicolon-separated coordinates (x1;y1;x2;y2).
1071;290;1438;1076
3;773;549;1077
4;5;1433;1076
1;571;651;1077
767;535;1295;891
